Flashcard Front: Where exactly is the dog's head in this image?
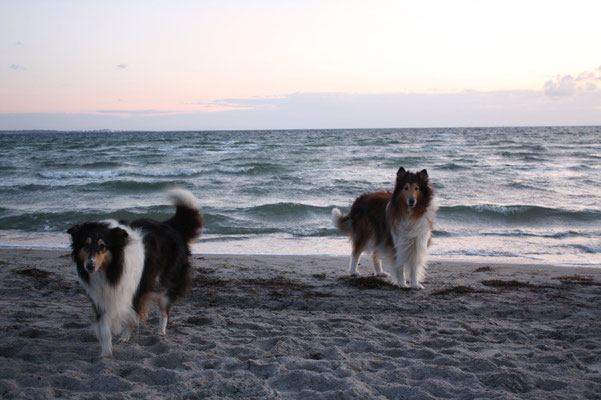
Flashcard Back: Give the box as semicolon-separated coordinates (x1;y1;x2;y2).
67;222;128;274
393;167;432;211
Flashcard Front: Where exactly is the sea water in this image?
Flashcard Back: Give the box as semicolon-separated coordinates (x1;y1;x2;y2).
1;127;600;266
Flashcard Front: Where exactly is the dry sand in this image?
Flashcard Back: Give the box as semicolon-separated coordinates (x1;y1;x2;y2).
1;248;600;399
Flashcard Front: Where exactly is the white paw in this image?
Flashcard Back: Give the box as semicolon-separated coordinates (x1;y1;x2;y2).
118;329;131;343
349;272;359;277
397;281;409;289
100;351;113;359
411;282;425;290
158;330;166;337
375;272;390;278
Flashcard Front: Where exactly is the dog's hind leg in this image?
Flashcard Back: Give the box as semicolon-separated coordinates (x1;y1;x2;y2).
349;233;369;277
349;251;361;277
372;252;389;277
158;294;172;336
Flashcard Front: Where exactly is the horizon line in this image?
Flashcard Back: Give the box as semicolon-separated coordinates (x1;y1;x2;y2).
1;124;600;134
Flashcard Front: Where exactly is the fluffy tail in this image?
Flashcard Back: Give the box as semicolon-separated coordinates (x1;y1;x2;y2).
331;208;352;235
165;188;204;243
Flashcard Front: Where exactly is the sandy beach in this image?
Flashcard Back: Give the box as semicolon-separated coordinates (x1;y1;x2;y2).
1;248;600;399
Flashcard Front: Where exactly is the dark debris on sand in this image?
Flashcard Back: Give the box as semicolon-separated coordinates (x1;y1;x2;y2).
13;267;52;280
480;279;556;290
555;275;601;286
432;285;488;296
338;276;397;290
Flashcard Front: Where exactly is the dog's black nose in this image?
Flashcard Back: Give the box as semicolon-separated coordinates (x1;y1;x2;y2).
408;199;416;207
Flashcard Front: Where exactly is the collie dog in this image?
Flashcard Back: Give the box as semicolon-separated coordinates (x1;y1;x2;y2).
332;167;438;289
67;188;203;357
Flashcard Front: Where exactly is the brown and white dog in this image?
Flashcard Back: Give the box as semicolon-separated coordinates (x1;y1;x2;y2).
332;167;438;289
67;188;203;357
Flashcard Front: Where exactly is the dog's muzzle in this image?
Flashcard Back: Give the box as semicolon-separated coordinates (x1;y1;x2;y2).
85;259;97;273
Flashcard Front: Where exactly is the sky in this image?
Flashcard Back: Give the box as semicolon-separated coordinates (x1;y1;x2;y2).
1;0;600;130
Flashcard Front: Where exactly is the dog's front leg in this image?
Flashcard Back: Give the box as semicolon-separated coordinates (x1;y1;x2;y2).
394;257;408;288
392;237;409;288
409;264;424;290
95;314;113;358
119;323;134;343
409;236;428;290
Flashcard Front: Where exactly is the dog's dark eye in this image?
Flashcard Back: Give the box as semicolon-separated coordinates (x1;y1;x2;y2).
98;243;106;251
415;187;419;191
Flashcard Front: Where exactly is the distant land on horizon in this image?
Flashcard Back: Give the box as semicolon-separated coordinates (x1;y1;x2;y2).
1;123;601;135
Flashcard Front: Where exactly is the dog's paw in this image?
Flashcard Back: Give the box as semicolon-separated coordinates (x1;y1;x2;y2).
375;272;390;278
118;331;131;343
411;283;425;290
397;281;410;289
349;272;359;277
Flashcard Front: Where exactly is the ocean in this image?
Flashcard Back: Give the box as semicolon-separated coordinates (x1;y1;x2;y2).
1;127;600;266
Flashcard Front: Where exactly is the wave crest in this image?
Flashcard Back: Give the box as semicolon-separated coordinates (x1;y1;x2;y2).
440;204;601;223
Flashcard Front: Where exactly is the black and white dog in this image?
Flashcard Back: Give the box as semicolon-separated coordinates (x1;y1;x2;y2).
67;188;203;357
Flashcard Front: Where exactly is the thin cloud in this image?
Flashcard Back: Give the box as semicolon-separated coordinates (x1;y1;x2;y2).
193;95;285;110
96;109;180;116
14;41;24;46
544;66;601;97
9;64;26;71
115;64;128;70
3;84;601;130
75;90;601;129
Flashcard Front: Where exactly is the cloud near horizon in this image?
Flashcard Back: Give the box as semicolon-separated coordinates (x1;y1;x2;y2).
1;88;600;131
544;66;601;97
96;109;179;116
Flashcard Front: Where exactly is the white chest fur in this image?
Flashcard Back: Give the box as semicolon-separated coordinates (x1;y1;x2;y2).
77;220;145;333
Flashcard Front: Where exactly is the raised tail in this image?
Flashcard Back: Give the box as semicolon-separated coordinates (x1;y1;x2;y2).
331;208;352;235
165;188;204;243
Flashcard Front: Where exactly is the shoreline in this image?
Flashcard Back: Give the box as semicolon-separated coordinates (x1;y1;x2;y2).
0;244;592;270
1;248;601;398
0;232;599;268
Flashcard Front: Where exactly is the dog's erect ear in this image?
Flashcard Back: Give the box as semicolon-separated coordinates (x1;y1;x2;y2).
111;227;129;246
397;166;406;177
418;169;429;180
67;224;80;237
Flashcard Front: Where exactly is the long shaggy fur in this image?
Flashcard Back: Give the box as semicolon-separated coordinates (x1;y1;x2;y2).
332;167;438;289
67;188;203;357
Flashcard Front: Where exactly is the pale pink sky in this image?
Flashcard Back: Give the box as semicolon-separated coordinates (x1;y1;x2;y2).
1;0;600;129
